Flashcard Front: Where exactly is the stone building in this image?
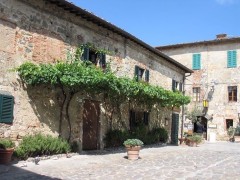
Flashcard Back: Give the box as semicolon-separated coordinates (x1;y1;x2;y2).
0;0;192;150
156;34;240;141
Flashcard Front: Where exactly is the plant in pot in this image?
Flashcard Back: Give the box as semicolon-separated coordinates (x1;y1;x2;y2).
234;126;240;142
0;139;15;164
123;139;143;160
227;126;235;142
186;134;202;147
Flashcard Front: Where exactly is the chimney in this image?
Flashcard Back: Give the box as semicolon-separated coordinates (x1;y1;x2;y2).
216;34;227;39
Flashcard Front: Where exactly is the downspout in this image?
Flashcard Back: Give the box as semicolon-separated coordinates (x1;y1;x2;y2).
181;73;192;140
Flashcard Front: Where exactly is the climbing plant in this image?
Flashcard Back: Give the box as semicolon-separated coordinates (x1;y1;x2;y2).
16;61;190;106
186;106;203;123
15;45;190;141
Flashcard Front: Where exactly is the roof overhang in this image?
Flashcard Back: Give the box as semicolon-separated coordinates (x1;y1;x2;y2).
41;0;193;73
156;37;240;50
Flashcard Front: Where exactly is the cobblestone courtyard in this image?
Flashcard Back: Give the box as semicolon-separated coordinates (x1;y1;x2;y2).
1;142;240;180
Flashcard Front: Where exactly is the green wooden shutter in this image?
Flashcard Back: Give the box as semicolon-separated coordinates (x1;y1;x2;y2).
227;51;232;67
179;82;183;92
81;47;89;61
171;113;179;145
172;79;176;91
0;95;14;123
192;54;201;70
232;50;237;67
228;50;237;68
134;66;139;81
192;54;197;69
145;69;149;82
197;54;201;69
99;53;106;68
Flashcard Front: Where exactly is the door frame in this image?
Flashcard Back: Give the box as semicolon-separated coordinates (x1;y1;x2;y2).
82;99;101;150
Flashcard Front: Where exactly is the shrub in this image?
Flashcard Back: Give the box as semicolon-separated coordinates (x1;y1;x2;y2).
104;130;129;147
104;126;169;147
0;139;15;149
187;134;202;144
150;127;169;143
129;124;149;144
14;134;71;160
234;126;240;136
123;139;144;147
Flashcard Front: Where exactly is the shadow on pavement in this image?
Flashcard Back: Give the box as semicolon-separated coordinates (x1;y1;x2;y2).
0;163;59;180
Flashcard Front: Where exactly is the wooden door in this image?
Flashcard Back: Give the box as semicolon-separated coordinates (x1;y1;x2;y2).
171;113;179;145
82;100;100;150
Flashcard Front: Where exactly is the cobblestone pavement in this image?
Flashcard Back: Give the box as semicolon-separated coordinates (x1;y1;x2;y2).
1;142;240;180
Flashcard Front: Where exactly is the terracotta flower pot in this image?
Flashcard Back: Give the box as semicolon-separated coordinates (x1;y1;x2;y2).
188;141;197;147
125;146;141;160
234;136;240;142
0;148;14;164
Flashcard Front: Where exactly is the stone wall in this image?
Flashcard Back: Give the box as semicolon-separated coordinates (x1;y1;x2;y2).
0;0;185;148
159;41;240;140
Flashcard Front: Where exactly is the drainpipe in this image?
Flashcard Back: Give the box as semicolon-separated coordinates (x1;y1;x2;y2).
181;73;192;140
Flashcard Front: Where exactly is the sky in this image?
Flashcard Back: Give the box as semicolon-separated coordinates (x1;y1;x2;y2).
70;0;240;47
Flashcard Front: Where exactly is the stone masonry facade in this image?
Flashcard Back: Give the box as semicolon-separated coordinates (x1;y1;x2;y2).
157;35;240;140
0;0;191;149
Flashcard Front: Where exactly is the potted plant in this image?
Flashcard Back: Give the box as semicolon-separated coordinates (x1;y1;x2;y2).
0;139;15;164
234;126;240;142
186;134;202;147
123;139;143;160
228;126;235;142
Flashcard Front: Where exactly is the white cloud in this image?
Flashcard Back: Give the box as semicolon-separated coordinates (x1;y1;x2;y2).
215;0;236;5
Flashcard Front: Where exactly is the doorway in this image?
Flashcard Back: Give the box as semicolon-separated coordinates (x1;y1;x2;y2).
171;113;179;145
193;116;208;140
82;100;100;150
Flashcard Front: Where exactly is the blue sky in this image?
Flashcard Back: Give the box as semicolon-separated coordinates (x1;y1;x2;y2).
70;0;240;46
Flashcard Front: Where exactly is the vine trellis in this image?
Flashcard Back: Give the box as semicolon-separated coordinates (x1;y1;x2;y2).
15;45;190;141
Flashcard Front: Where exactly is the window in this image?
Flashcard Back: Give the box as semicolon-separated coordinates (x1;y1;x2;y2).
228;86;237;102
193;87;200;102
172;80;182;92
0;94;14;124
81;46;106;68
129;110;149;131
227;50;237;68
192;53;201;70
226;119;233;130
134;66;150;82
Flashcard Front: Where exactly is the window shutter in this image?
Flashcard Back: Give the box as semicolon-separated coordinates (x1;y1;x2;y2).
81;47;89;61
134;66;139;81
197;54;201;69
172;79;176;91
0;95;14;123
143;112;149;125
99;53;106;68
145;69;149;82
232;50;237;67
227;51;232;67
227;50;237;68
192;54;197;69
192;54;201;70
179;82;183;92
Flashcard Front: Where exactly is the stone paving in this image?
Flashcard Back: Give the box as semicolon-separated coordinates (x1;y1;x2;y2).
1;142;240;180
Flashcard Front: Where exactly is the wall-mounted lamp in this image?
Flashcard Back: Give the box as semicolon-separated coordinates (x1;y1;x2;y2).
211;85;215;92
203;99;209;108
